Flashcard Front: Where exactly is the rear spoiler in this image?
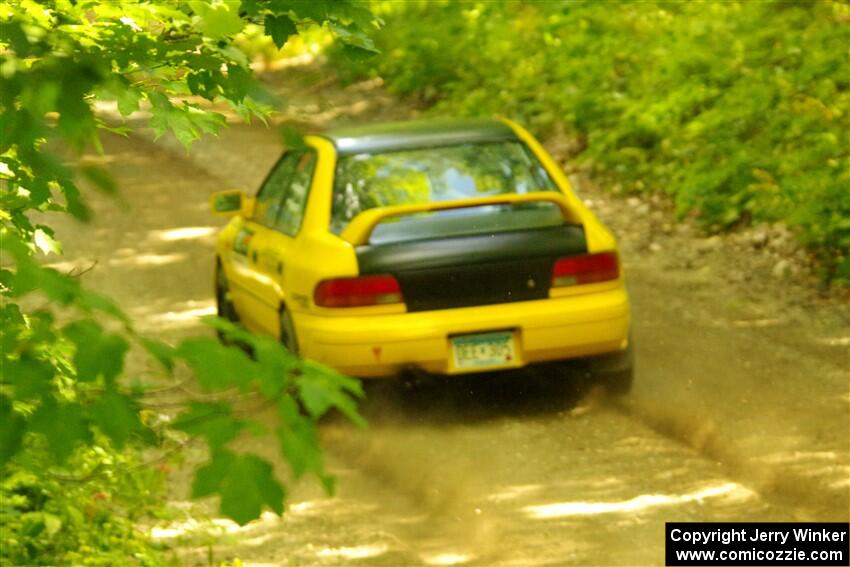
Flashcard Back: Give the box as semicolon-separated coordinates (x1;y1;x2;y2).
339;192;583;246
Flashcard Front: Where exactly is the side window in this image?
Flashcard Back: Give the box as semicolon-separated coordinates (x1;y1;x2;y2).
253;153;298;228
276;151;316;236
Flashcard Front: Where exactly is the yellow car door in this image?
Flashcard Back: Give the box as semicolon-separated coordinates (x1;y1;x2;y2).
227;152;298;333
235;149;317;338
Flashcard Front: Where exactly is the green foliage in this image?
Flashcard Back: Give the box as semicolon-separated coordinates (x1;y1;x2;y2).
1;0;377;563
192;451;284;526
265;14;298;49
172;317;366;525
329;0;850;281
1;448;168;566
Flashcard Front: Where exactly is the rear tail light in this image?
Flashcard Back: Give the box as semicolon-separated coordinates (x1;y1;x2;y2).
314;274;403;308
551;252;619;287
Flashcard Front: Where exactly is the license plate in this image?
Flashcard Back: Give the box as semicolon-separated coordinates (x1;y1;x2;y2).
450;331;516;369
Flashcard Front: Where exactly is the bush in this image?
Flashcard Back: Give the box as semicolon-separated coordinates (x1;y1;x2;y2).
328;0;850;281
1;448;167;566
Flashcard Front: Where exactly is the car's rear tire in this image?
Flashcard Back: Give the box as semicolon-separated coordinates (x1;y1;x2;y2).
597;365;633;397
279;307;299;355
587;338;634;397
215;262;239;343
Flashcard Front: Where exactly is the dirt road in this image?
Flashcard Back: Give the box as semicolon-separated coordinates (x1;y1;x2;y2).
52;68;849;566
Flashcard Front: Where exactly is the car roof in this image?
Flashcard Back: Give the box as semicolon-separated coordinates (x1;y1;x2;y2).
319;118;519;156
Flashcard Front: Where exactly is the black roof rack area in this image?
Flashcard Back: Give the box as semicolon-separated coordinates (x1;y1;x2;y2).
320;118;519;156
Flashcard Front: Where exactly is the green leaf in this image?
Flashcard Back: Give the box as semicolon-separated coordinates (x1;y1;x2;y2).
334;1;378;30
277;419;323;481
172;402;243;450
187;69;219;99
61;182;91;222
116;88;141;116
0;395;26;465
284;0;334;23
90;389;141;449
1;355;53;400
192;450;233;498
224;63;252;102
42;513;62;538
30;399;90;463
339;44;377;63
329;22;377;52
221;454;284;524
251;336;299;397
79;164;117;194
193;450;285;525
63;320;129;383
148;93;173;139
29;179;50;207
140;336;175;372
176;337;256;391
241;0;261;16
298;362;365;427
33;227;62;255
280;124;306;150
149;93;226;149
277;396;332;491
265;14;297;49
79;290;130;324
277;393;300;424
202;316;256;345
190;0;245;39
13;262;81;304
297;378;332;418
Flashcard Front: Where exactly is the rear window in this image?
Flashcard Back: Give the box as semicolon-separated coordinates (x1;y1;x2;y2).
331;141;558;236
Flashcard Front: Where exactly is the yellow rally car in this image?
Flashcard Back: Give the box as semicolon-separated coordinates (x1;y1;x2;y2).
211;118;632;393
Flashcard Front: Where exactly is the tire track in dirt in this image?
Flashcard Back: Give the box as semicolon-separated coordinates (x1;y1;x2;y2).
613;397;845;522
312;370;800;565
611;267;849;522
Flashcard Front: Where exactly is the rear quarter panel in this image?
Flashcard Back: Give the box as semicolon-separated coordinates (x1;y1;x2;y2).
500;119;618;253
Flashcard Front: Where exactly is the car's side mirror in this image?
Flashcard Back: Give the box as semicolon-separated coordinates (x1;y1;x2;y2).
210;190;251;217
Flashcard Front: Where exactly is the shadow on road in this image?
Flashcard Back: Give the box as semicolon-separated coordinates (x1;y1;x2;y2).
356;362;597;426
